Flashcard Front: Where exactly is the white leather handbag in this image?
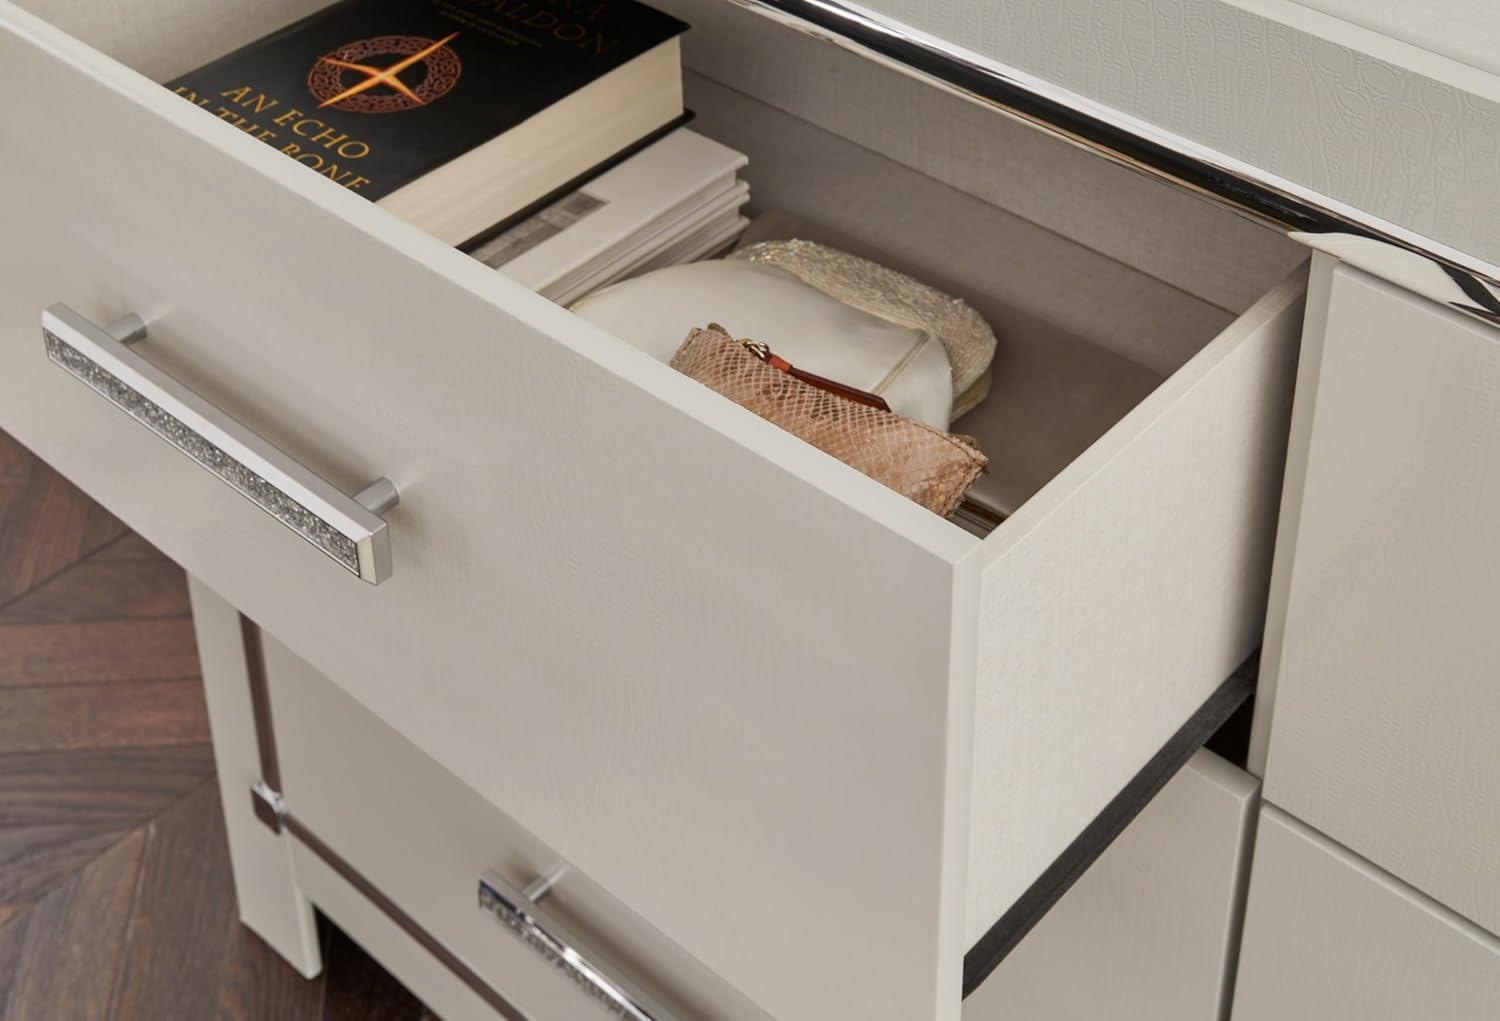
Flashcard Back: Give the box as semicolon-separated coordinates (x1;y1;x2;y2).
572;240;997;430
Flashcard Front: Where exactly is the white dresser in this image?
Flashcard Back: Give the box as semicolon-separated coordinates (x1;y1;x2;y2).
3;0;1499;1017
1232;253;1500;1018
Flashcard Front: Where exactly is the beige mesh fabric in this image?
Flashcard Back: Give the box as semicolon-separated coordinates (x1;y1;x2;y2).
672;326;987;517
730;240;997;419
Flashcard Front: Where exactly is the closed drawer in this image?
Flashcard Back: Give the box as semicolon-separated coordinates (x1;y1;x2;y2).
1232;806;1500;1021
1258;258;1500;934
964;749;1258;1021
0;1;1303;1017
262;630;766;1021
276;635;1263;1021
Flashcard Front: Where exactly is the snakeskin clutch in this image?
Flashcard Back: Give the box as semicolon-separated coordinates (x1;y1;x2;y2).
671;324;987;517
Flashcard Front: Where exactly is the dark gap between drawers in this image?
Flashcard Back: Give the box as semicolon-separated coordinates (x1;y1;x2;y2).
962;653;1258;998
283;808;526;1020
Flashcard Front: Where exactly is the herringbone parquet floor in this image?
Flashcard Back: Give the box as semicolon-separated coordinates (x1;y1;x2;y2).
0;429;431;1020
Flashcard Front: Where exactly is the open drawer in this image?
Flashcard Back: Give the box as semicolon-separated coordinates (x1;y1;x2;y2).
0;0;1304;1017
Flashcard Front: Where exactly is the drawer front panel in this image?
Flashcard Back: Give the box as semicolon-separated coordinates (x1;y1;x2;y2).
0;9;970;1019
821;0;1500;269
966;275;1302;938
1262;262;1500;933
964;750;1258;1021
1233;807;1500;1021
263;630;770;1021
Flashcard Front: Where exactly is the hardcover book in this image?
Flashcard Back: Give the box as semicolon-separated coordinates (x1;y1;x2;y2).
167;0;688;244
469;128;748;301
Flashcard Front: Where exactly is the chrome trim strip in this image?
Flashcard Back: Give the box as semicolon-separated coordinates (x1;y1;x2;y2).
730;0;1500;321
240;616;282;795
238;632;521;1017
270;798;527;1019
42;303;396;583
479;872;676;1021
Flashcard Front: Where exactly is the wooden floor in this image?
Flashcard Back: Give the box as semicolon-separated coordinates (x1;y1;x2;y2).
0;430;433;1020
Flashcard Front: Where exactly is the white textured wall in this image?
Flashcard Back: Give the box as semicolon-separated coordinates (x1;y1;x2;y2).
846;0;1500;267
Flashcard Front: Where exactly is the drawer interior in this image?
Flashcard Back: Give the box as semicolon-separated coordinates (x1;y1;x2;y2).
21;0;1301;533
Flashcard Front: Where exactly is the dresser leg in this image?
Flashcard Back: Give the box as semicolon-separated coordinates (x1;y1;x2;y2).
188;574;323;978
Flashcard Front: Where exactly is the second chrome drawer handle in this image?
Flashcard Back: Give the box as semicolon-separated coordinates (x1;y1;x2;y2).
42;303;396;584
478;870;676;1021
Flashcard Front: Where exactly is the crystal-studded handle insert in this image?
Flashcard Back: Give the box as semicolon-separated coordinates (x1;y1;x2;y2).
41;303;395;584
478;872;675;1021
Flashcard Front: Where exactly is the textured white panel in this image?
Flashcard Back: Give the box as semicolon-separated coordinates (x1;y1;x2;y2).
1297;0;1500;78
265;634;769;1021
965;273;1303;944
659;0;1302;316
1244;252;1338;777
1234;806;1500;1021
1261;262;1500;935
0;8;973;1018
683;73;1236;373
965;751;1258;1021
844;0;1500;267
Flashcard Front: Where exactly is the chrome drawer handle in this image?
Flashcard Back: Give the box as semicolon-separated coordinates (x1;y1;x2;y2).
478;871;676;1021
41;304;396;584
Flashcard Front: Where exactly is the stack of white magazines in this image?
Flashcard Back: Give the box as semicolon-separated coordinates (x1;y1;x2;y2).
469;130;749;306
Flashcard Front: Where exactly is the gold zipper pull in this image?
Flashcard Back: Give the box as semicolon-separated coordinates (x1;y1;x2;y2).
738;338;771;361
721;330;893;412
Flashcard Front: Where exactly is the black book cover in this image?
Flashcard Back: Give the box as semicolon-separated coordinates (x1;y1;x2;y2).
166;0;688;201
